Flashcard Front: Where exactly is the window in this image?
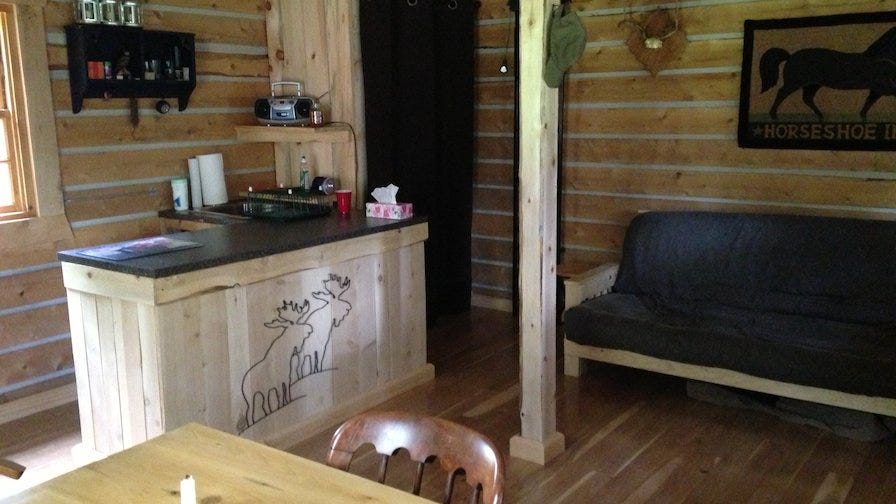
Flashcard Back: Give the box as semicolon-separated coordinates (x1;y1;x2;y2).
0;4;29;219
0;0;65;231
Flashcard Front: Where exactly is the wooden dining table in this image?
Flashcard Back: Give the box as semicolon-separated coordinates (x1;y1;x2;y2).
2;423;429;503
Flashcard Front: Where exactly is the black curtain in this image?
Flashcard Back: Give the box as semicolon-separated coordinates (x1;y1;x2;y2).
360;1;474;322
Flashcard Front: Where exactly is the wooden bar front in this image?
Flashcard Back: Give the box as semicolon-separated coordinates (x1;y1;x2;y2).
61;222;431;458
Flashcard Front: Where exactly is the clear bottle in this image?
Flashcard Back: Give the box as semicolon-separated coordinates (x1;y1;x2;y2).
299;156;311;191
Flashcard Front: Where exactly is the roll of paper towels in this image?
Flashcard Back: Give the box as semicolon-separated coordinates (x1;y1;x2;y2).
196;153;228;205
187;157;202;209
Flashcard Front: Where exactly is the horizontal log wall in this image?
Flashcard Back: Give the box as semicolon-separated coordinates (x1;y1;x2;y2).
0;0;273;410
472;0;896;308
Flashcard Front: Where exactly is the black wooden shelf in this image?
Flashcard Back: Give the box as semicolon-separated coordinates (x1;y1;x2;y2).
65;24;196;114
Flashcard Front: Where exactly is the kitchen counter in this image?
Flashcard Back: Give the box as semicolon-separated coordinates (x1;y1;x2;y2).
58;213;431;459
60;211;427;278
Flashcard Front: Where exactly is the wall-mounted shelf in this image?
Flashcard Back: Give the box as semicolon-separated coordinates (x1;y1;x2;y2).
235;124;354;144
235;123;357;197
65;24;196;114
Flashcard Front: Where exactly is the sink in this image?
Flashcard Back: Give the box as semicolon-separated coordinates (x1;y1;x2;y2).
195;201;250;218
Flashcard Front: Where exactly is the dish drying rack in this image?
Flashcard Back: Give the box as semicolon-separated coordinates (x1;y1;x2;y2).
243;187;332;220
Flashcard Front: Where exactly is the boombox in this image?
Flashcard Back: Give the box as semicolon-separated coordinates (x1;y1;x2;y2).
254;81;317;126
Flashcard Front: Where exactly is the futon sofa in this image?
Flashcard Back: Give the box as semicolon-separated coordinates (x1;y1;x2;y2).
563;211;896;417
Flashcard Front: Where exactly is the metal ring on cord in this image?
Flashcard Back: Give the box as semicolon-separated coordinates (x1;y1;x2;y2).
447;0;457;9
407;0;417;6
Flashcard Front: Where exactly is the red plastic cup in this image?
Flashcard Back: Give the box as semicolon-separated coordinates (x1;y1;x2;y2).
335;189;352;215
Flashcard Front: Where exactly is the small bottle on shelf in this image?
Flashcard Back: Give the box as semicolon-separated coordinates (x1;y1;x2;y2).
299;156;311;191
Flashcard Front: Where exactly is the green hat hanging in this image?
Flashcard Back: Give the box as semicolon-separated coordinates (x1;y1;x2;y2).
544;3;586;88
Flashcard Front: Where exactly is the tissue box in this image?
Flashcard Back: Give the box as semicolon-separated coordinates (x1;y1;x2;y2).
365;202;414;220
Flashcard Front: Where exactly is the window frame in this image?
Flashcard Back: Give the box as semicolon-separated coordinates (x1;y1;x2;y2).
0;4;30;218
0;0;68;243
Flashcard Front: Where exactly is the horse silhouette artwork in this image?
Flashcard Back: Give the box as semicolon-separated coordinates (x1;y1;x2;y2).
238;274;352;433
759;26;896;121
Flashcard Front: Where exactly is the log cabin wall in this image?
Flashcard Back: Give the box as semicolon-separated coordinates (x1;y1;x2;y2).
472;0;896;309
0;0;273;418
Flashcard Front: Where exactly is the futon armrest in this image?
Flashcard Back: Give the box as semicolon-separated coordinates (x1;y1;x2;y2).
564;262;619;311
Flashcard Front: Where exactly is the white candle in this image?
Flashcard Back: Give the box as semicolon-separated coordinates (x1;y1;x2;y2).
180;474;196;504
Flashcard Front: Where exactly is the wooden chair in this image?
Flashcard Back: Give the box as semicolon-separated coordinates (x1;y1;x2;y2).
0;458;25;480
326;411;505;504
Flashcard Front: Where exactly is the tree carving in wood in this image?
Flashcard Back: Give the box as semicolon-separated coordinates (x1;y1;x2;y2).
619;8;687;76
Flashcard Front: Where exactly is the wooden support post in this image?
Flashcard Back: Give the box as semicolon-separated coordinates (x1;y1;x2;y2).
509;0;565;465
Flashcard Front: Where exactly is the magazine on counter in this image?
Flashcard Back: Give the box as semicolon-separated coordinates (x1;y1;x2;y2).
78;236;202;261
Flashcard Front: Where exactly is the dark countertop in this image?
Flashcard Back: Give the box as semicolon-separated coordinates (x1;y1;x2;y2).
58;210;427;278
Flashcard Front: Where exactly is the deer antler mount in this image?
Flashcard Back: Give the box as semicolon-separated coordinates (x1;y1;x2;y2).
619;8;687;76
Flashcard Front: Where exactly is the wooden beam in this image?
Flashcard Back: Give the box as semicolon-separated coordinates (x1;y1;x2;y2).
509;0;565;465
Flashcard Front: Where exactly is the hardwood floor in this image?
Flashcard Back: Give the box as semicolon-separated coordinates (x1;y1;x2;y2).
2;306;895;502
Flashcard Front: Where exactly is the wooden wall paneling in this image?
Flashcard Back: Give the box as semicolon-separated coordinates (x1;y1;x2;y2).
577;1;893;43
565;165;896;208
475;108;515;133
471;263;512;293
50;79;270;110
473;161;514;185
472;186;514;213
0;339;72;392
325;0;365;196
566;73;739;103
55;114;252;149
157;0;266;15
471;212;512;237
71;217;164;248
63;182;173;224
565;107;738;135
474;136;514;159
60;143;273;187
0;267;65;311
573;40;744;74
0;245;64;271
476;0;513;21
476;81;516;105
43;6;266;47
263;0;361;194
564;192;896;227
562;221;627;252
563;138;896;172
0;303;70;350
471;236;513;263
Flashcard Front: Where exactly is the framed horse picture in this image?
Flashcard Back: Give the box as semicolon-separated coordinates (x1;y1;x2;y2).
738;10;896;150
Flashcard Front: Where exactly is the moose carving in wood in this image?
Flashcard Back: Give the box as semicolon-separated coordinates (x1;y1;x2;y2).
619;8;687;76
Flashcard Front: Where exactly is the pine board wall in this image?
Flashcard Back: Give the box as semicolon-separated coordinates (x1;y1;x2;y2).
471;0;896;309
0;0;273;414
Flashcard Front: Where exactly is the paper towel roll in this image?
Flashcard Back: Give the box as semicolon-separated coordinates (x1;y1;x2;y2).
187;158;202;209
196;153;228;205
